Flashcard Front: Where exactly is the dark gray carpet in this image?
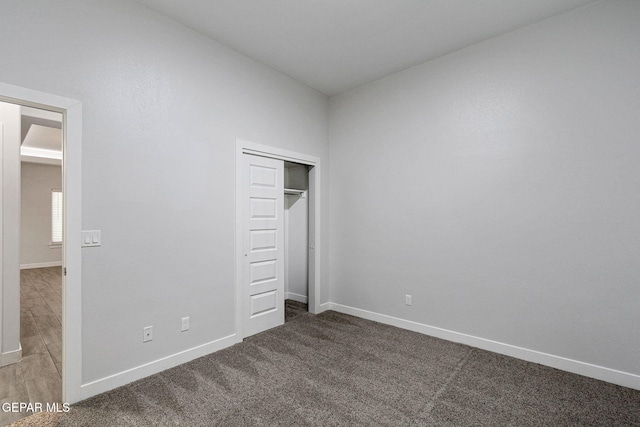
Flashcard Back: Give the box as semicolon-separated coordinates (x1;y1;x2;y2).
10;302;640;426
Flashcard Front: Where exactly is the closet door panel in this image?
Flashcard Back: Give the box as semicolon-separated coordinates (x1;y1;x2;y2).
242;154;284;337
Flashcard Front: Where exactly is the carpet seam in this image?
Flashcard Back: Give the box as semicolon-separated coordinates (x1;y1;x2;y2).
418;347;475;421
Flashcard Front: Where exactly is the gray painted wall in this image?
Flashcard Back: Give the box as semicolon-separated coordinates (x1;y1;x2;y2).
329;0;640;377
0;0;329;383
285;195;308;301
285;196;308;302
21;162;62;267
1;0;638;394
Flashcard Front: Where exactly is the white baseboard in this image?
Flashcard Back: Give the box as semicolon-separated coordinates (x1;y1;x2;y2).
20;261;62;270
317;302;332;314
328;303;640;391
0;345;22;367
77;333;239;401
285;292;308;304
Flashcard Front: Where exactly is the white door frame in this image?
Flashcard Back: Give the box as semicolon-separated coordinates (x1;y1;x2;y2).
0;82;82;403
235;139;321;338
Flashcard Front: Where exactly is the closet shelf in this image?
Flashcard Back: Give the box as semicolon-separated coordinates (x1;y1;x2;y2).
284;188;306;196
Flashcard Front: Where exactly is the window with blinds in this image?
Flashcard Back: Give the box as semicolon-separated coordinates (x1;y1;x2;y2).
51;189;63;244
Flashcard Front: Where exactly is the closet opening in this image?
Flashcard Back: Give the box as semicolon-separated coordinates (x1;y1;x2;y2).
235;139;321;339
284;161;309;322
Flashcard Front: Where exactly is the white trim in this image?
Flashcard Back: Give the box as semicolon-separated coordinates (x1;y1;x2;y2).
284;206;289;303
307;165;320;315
285;292;308;304
0;345;22;367
240;140;318;166
235;139;322;341
0;81;83;403
63;100;82;403
328;303;640;391
235;144;244;342
20;261;62;270
318;302;332;313
77;334;238;401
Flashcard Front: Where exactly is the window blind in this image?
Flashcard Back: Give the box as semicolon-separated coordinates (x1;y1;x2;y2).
51;190;63;243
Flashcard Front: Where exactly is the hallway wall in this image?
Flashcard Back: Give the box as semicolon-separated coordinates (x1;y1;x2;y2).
21;163;63;268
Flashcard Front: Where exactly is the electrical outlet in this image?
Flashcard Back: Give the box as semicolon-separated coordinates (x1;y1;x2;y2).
405;295;412;306
181;316;190;332
143;326;153;342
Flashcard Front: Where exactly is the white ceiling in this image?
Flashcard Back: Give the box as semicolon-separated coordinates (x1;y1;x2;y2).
22;125;62;152
134;0;597;95
21;107;63;165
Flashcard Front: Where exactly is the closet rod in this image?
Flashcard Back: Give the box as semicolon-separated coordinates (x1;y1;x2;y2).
284;188;306;196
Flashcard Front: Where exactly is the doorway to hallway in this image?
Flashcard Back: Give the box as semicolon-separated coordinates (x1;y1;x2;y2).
0;81;82;406
0;101;64;425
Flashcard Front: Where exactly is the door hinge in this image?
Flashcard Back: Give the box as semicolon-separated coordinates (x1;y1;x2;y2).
64;268;67;276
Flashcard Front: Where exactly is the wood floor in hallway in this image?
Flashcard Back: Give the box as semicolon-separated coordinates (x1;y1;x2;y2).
0;267;62;426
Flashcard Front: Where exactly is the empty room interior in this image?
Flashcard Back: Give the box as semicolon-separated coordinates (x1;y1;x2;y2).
0;0;639;425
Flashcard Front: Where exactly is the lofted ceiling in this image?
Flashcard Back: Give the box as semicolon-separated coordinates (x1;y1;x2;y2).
134;0;597;96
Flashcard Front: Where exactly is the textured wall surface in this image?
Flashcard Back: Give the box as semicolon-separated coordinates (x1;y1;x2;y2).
0;0;328;383
329;0;640;376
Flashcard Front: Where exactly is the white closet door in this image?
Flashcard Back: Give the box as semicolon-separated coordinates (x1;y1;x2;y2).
242;154;284;337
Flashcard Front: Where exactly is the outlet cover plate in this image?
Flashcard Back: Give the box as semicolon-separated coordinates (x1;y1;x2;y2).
143;326;153;342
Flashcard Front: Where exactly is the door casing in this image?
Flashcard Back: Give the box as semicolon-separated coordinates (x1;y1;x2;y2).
235;139;321;339
0;82;82;403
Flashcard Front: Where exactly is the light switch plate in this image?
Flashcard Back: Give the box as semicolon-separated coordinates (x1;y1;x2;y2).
82;230;101;247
